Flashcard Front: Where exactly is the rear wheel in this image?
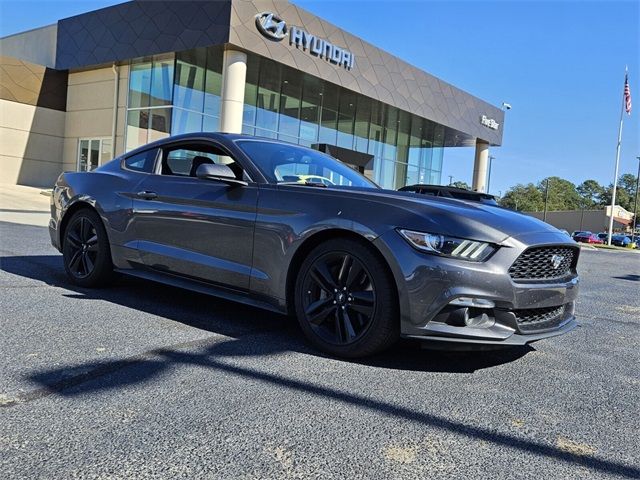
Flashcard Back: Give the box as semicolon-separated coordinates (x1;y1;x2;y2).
62;209;113;287
294;238;399;358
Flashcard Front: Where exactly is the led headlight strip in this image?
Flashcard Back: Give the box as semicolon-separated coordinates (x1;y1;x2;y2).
397;229;497;262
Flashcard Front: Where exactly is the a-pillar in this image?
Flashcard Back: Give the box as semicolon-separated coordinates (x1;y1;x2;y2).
472;140;489;193
219;49;247;134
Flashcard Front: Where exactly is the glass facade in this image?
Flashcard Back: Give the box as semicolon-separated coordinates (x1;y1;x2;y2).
126;48;443;188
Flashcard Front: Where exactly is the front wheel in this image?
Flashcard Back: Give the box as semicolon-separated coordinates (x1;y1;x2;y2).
62;209;114;287
294;238;399;358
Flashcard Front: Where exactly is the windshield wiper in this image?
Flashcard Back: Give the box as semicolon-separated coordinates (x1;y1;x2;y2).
278;181;328;188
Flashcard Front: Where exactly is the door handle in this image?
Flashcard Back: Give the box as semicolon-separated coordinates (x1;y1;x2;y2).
136;190;158;200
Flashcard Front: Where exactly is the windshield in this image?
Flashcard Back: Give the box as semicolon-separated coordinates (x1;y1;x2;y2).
236;140;378;189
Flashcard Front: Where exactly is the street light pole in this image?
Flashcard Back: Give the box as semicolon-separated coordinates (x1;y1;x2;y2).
632;156;640;244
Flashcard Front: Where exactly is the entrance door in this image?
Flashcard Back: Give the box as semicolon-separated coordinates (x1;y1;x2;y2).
78;138;113;172
311;143;374;177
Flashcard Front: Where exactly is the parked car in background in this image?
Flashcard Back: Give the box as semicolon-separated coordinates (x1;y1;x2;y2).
596;232;609;241
611;234;632;247
571;231;591;238
573;232;603;244
398;184;499;206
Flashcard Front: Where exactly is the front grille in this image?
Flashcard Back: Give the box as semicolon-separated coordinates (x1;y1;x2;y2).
508;246;577;281
514;304;567;332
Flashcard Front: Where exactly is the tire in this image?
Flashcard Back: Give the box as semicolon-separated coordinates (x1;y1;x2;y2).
62;208;114;288
294;238;399;358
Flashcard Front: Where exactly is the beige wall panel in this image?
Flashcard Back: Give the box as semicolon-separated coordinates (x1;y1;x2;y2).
62;137;79;167
0;99;65;136
64;109;112;138
66;81;115;111
68;67;114;86
0;155;63;186
0;128;63;161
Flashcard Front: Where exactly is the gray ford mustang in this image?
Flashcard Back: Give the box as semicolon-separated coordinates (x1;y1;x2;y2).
49;133;579;357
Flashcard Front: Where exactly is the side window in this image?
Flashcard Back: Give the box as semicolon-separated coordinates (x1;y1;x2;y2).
123;149;158;173
161;144;245;179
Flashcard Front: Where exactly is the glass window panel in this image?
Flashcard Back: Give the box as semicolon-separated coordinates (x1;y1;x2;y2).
150;56;174;107
318;83;338;145
377;158;396;190
254;127;278;139
337;90;356;149
368;102;385;183
256;58;281;132
242;124;256;136
382;106;398;162
203;115;220;132
128;60;152;108
277;132;299;145
174;49;205;112
354;95;370;153
172;108;203;135
243;55;260;127
88;139;100;170
278;70;302;140
100;138;113;163
299;75;321;143
124;148;158;173
149;108;172;143
78;140;89;171
126;109;149;151
204;47;223;118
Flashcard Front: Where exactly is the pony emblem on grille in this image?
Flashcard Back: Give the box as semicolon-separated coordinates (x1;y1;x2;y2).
551;254;564;269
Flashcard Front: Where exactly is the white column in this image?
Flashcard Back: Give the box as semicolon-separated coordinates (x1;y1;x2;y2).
219;49;247;134
472;140;489;193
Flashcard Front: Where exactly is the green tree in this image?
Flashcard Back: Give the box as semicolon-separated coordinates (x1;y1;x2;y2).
537;177;581;211
576;179;605;208
450;180;471;190
499;183;544;211
600;173;638;212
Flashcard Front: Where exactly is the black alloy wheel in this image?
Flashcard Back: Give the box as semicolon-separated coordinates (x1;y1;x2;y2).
302;251;376;345
65;216;98;278
62;209;113;287
295;238;399;358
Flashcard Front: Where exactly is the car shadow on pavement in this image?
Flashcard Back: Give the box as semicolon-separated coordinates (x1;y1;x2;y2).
3;253;640;478
1;253;533;375
612;274;640;282
5;328;638;479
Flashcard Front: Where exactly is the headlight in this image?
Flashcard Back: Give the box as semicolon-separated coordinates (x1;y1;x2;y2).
397;229;497;262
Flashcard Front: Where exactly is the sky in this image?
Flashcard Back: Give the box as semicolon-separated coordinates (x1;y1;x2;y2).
1;0;638;196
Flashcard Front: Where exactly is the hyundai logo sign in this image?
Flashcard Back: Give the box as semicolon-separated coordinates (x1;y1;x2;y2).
255;12;288;41
254;12;354;70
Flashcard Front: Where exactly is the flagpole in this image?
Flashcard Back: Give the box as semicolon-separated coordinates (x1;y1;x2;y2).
607;67;627;246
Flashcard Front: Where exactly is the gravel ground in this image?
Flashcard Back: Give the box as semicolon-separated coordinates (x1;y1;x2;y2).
1;220;639;479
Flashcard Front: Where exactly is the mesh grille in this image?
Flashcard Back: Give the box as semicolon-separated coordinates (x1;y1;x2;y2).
514;304;566;332
508;246;576;281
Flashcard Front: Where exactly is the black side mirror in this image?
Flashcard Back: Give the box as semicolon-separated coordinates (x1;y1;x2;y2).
195;163;247;186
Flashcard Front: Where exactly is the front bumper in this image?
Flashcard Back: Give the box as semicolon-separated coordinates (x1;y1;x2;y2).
373;229;580;346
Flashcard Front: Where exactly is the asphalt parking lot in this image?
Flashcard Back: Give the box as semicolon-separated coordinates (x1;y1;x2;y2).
1;218;639;479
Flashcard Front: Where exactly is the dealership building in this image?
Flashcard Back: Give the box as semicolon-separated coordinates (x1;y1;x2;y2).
0;0;504;189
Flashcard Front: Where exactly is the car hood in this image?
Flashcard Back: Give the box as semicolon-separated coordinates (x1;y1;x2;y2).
335;188;567;245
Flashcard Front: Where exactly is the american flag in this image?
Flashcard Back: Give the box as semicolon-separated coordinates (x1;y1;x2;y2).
624;73;632;115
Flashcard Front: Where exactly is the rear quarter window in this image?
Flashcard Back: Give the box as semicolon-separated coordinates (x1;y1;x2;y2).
123;149;158;173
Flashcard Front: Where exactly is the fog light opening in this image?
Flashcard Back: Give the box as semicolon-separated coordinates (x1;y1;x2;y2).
449;297;495;309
